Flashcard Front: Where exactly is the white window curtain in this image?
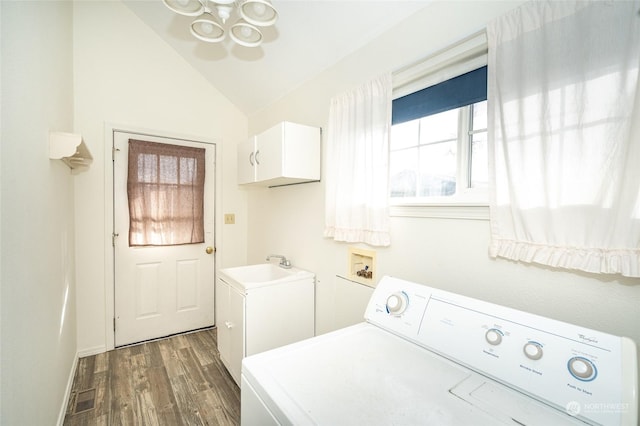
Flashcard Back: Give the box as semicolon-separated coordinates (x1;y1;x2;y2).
324;74;392;247
487;1;640;277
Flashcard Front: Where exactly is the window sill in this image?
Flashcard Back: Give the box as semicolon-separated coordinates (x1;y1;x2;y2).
390;203;489;220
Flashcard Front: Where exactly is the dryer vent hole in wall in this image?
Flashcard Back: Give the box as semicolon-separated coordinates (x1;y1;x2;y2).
73;388;96;414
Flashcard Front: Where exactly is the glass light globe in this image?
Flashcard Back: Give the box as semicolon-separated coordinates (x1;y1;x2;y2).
200;22;214;34
240;26;253;38
251;3;266;16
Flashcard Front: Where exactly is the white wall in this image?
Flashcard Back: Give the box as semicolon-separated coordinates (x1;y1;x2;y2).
1;2;78;424
246;0;640;349
73;1;248;354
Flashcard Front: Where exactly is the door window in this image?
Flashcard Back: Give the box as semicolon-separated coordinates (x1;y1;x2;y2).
127;139;205;246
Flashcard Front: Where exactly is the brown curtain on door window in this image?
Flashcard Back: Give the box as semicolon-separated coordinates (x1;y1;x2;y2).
127;139;205;246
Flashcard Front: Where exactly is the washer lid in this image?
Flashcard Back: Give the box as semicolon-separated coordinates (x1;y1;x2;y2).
450;374;584;425
242;323;493;425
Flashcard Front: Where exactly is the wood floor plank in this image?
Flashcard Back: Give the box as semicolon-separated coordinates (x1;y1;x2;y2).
146;340;166;368
134;391;160;426
94;414;108;426
208;350;240;406
64;327;239;426
64;409;93;426
177;347;210;394
76;356;96;391
158;338;186;379
194;388;237;426
94;351;109;374
92;373;109;418
172;333;191;350
190;330;217;366
110;347;136;424
132;357;150;394
147;365;181;417
157;405;185;426
203;363;240;409
170;374;206;426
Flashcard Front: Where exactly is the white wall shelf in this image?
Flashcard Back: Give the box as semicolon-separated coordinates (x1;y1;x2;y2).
49;131;93;173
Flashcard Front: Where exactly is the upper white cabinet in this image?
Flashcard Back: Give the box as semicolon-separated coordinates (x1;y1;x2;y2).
238;121;321;187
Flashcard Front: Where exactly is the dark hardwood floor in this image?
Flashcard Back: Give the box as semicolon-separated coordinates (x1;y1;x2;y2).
63;328;240;426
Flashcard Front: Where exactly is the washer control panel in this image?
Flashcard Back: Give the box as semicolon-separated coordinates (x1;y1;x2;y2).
524;341;544;360
568;356;597;381
365;276;637;426
385;291;409;316
365;279;429;338
485;328;504;346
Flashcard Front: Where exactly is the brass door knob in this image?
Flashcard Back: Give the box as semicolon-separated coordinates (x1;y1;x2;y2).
206;246;215;254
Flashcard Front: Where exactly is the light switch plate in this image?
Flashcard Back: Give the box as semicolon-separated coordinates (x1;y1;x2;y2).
224;213;235;225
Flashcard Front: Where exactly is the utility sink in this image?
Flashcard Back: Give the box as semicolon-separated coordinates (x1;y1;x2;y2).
219;263;314;290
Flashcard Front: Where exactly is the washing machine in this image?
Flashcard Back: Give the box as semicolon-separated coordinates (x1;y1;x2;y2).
241;276;638;425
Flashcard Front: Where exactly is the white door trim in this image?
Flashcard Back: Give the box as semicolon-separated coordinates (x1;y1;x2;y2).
103;122;222;351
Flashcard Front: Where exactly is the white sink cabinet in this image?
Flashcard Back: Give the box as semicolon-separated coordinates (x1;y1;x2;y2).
216;265;315;385
216;278;245;385
238;121;321;187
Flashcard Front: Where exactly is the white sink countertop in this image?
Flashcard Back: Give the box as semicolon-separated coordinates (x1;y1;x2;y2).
219;263;314;290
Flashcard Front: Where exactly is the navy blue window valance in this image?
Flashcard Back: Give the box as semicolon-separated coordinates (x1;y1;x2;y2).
392;66;487;125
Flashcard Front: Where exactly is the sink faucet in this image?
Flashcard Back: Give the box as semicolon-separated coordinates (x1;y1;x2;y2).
266;254;292;269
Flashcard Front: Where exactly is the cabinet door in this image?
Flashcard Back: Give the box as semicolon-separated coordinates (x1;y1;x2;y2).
215;278;231;364
245;280;315;356
255;123;283;182
281;122;321;180
238;137;257;184
228;285;245;382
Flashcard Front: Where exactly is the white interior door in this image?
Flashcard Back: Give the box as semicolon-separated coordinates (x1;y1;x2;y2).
113;130;215;347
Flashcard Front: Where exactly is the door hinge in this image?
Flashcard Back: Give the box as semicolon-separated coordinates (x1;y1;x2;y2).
112;146;120;161
113;317;116;332
112;232;119;247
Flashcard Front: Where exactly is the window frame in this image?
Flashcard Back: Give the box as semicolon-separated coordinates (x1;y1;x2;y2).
389;31;490;219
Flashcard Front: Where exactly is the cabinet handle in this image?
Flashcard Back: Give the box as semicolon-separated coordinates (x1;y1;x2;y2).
224;321;233;329
255;150;260;165
249;152;255;166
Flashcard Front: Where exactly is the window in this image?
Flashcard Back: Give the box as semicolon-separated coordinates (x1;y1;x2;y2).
390;100;487;201
127;139;206;246
390;65;488;206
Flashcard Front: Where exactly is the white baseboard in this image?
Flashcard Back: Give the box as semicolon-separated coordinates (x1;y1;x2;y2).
57;351;79;426
78;345;107;358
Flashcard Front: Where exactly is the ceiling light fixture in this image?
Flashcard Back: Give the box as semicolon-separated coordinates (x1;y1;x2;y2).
162;0;278;48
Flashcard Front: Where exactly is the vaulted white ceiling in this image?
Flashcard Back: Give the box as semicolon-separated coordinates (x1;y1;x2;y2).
123;1;430;115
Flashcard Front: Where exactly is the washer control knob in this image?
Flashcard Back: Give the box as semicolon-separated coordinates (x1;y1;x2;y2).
485;328;503;345
386;292;408;315
568;357;597;381
523;341;543;360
